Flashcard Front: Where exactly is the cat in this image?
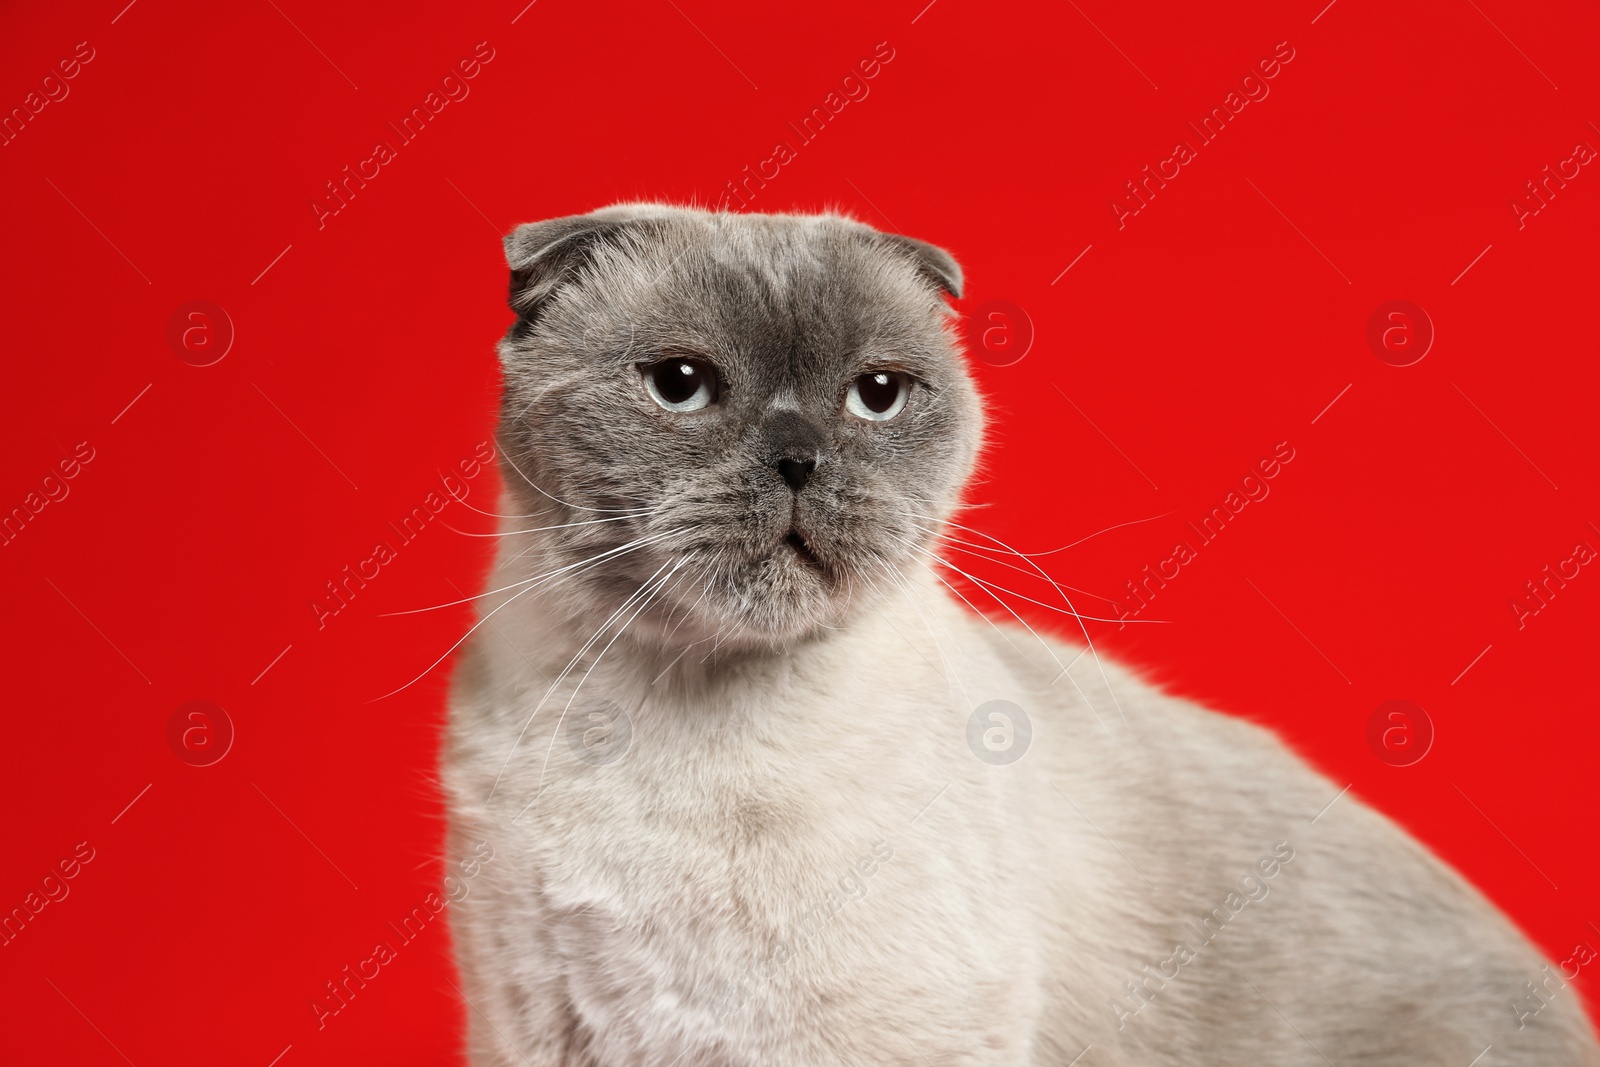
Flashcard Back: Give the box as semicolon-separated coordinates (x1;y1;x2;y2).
441;203;1599;1065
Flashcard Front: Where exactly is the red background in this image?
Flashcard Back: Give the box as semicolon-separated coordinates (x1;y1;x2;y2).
3;0;1597;1062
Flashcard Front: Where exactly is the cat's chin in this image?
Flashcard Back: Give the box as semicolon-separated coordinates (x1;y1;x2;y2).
622;548;864;655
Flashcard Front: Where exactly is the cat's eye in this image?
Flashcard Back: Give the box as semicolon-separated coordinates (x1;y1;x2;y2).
641;357;719;412
845;371;910;422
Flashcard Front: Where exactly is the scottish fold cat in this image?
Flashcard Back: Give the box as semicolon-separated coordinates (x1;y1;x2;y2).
442;204;1598;1065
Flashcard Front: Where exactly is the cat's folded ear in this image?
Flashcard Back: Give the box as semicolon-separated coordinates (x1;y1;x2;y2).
879;233;963;300
503;215;623;322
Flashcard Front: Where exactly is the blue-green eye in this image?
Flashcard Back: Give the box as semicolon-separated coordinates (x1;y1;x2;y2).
846;372;909;421
642;357;718;412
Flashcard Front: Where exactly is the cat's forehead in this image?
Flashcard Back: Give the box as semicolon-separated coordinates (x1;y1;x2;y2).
570;213;952;383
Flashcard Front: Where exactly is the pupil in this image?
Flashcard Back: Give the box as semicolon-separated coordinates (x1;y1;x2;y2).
860;373;897;412
657;361;699;403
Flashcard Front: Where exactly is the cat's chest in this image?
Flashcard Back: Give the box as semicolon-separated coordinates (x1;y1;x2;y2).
523;709;901;940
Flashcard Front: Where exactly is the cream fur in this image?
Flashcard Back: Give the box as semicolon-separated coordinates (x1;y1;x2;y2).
445;552;1597;1065
443;206;1598;1065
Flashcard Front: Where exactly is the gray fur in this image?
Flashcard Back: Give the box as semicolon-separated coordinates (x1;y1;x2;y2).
443;204;1599;1066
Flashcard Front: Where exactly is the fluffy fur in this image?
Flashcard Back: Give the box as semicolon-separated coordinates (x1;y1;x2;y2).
442;204;1599;1065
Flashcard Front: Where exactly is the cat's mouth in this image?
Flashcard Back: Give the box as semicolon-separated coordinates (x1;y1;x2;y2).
782;528;823;571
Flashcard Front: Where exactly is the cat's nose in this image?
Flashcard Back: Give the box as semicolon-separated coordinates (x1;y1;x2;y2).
764;410;825;493
777;457;815;491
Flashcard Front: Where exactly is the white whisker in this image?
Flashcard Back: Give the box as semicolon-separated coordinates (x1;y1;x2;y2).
933;533;1115;603
911;513;1130;731
382;531;675;616
499;450;653;515
489;555;679;800
523;557;692;819
923;546;1160;626
437;512;645;538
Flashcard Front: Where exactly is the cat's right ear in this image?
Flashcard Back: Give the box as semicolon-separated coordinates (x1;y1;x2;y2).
503;216;620;324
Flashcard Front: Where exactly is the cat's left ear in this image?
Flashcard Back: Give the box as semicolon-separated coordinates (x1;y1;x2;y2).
880;233;963;300
503;215;623;322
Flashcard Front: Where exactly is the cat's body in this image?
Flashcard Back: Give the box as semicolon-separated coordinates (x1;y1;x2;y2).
442;204;1598;1065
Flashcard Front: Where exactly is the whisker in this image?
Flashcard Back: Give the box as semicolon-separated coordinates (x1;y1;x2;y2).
447;489;545;522
936;505;1165;556
925;549;1161;626
488;555;679;799
1010;511;1174;556
911;548;1116;739
437;512;645;539
876;557;970;708
524;557;692;817
369;531;682;703
915;550;1069;676
381;531;675;616
499;450;656;515
910;513;1131;730
922;559;1034;664
932;534;1114;602
368;568;548;704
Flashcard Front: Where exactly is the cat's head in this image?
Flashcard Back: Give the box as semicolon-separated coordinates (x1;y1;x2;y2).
496;203;982;651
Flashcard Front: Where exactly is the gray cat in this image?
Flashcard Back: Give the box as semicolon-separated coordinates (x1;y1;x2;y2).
441;203;1599;1065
